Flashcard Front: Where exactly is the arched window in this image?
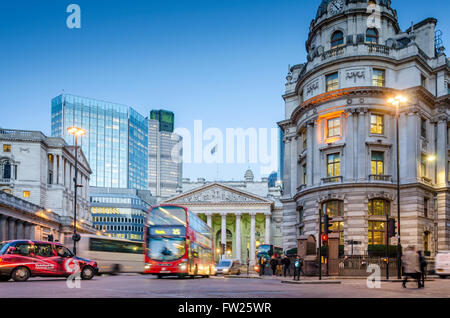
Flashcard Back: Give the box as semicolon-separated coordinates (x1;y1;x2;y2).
366;28;378;44
1;160;11;179
331;31;344;48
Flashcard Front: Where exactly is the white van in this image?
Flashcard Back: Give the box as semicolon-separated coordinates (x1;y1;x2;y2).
435;251;450;278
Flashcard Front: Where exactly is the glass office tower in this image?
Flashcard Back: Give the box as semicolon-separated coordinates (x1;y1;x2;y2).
51;93;148;190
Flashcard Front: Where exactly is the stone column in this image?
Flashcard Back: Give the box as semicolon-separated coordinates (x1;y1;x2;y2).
250;213;256;265
357;109;367;180
235;213;242;261
290;136;298;197
283;137;292;195
53;154;58;184
0;215;7;242
436;117;448;187
8;218;16;240
206;213;212;228
306;121;314;186
221;213;227;247
265;213;271;244
16;220;24;239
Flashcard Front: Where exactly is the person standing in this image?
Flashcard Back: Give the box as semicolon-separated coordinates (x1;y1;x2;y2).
293;256;303;281
402;246;421;289
418;250;427;288
282;255;291;277
270;256;277;276
258;257;265;277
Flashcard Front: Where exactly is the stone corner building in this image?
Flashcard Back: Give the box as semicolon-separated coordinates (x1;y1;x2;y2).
279;0;449;257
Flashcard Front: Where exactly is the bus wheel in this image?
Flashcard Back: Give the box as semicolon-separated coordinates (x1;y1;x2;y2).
157;275;162;279
12;267;30;282
81;266;95;280
439;275;447;279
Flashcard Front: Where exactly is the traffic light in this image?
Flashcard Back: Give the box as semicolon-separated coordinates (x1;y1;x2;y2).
321;233;328;243
324;214;333;235
387;218;396;238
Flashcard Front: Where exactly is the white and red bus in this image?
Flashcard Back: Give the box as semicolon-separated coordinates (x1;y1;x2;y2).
144;205;215;278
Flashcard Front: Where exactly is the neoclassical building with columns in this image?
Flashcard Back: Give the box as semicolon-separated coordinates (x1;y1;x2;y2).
164;170;283;264
279;0;449;257
0;129;94;242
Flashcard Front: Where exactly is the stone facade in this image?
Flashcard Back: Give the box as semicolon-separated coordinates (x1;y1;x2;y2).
0;129;94;241
279;0;450;256
164;170;283;265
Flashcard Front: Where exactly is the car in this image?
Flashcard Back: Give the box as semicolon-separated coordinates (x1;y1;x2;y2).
215;259;241;275
0;240;98;282
435;251;450;279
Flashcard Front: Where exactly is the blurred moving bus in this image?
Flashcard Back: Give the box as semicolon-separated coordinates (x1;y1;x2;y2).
144;205;214;278
65;234;144;274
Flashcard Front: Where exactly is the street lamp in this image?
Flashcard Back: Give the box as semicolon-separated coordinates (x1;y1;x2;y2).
67;126;86;255
387;95;407;279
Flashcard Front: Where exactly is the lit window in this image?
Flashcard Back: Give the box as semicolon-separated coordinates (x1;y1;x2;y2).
3;144;11;153
326;72;339;92
368;199;390;216
324;200;344;217
331;31;344;48
327;153;341;177
368;221;385;245
372;69;385;87
23;191;30;198
370;114;384;134
371;152;384;175
327;117;341;138
366;28;378;44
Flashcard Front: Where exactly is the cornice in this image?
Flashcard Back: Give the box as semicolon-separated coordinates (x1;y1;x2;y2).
289;86;442;124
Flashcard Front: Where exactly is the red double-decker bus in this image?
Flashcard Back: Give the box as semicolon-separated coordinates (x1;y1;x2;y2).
144;205;215;278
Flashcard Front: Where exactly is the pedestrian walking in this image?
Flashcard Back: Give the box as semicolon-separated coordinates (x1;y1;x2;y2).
402;246;421;289
418;250;427;288
282;255;291;277
293;255;304;281
270;256;277;276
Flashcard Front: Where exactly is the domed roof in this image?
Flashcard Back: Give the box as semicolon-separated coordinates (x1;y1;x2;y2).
244;169;254;182
315;0;393;21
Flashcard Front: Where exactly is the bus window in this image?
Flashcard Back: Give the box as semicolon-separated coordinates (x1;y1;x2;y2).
149;237;186;261
149;206;186;226
89;238;143;254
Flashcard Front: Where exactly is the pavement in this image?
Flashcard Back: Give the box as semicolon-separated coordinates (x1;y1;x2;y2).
0;274;449;298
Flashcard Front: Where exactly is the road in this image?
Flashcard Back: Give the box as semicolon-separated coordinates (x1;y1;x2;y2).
0;274;449;298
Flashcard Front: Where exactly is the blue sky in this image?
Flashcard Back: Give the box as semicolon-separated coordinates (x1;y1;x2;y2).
0;0;449;182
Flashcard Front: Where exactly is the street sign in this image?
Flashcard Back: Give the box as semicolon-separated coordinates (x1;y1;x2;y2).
345;240;361;245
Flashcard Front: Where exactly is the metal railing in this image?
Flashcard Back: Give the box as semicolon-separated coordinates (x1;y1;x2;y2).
369;175;392;182
322;46;345;60
367;43;390;55
0;178;12;184
322;176;343;184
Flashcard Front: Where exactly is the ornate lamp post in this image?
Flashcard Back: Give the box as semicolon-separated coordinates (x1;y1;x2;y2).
67;126;86;255
387;95;407;279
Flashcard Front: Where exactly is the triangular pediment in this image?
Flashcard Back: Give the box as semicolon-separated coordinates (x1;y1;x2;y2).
164;183;272;204
65;146;92;173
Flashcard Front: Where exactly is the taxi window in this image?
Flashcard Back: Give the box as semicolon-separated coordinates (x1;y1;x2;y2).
34;244;54;257
11;243;32;256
